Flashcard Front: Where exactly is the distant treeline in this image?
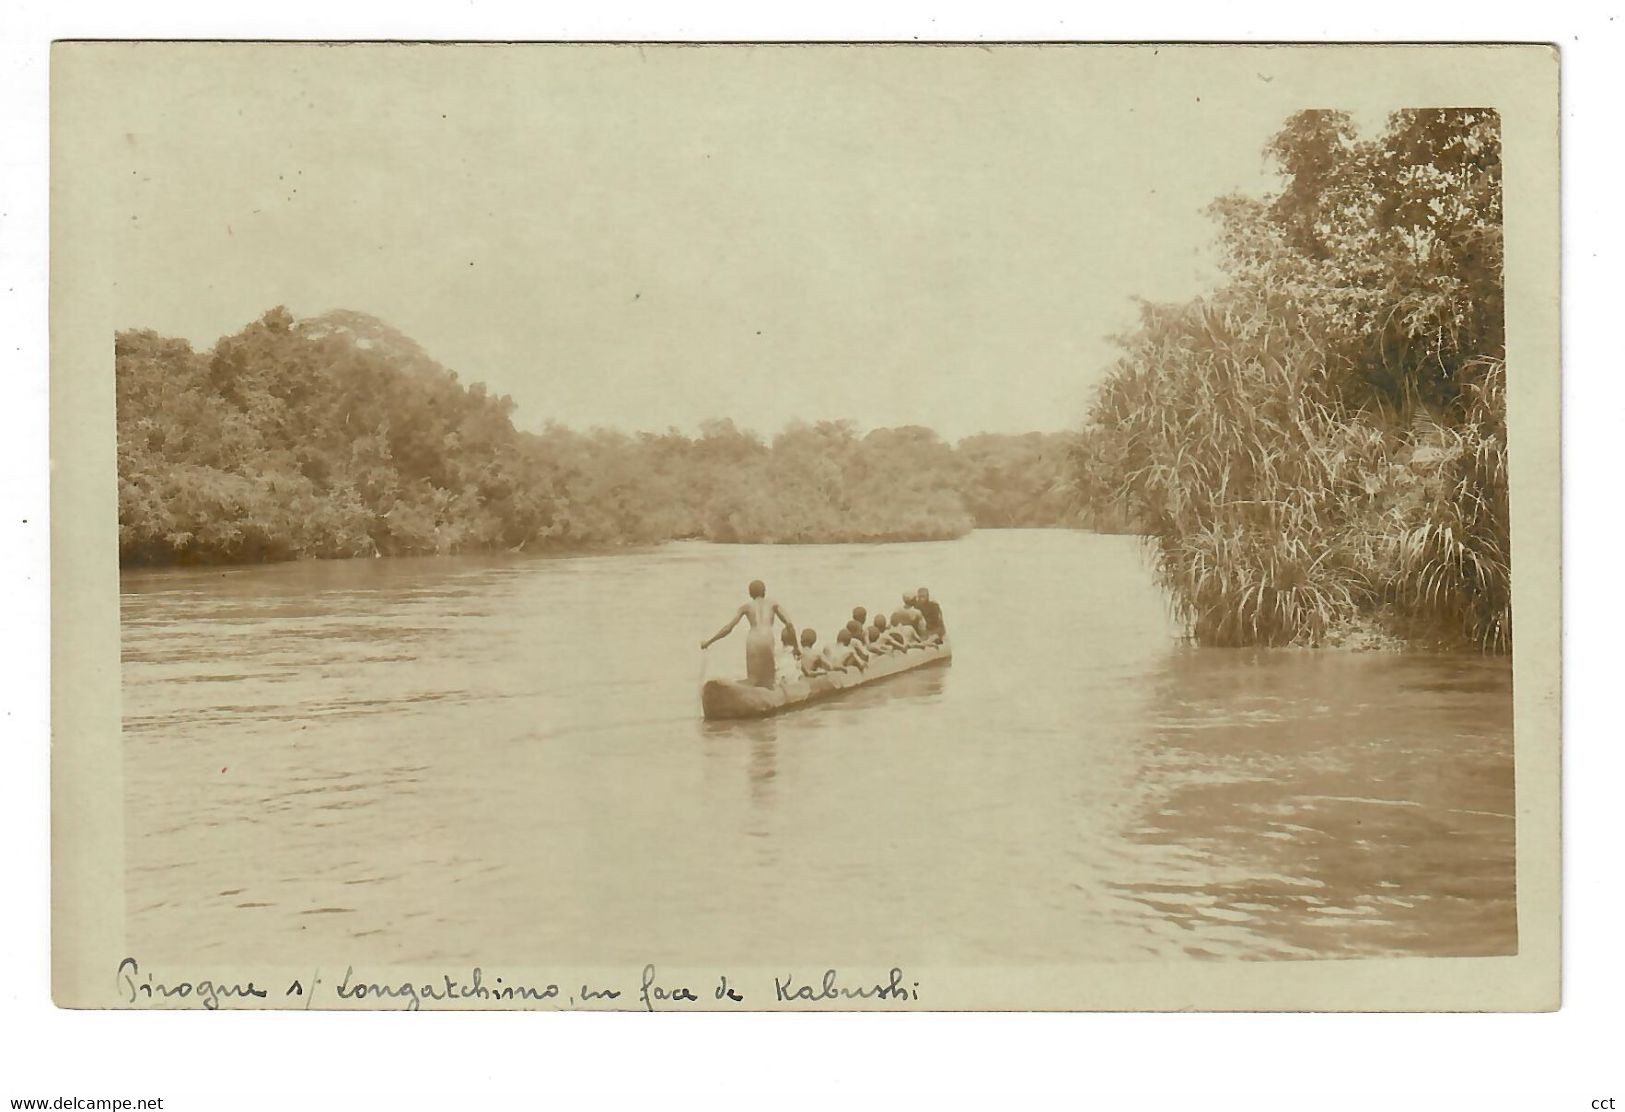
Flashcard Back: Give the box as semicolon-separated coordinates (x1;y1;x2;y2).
1073;109;1509;651
116;308;1103;566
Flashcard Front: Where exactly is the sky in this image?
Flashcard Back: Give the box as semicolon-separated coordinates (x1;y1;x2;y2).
94;44;1403;441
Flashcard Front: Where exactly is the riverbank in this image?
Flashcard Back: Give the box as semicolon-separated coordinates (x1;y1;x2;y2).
118;526;979;569
118;309;1086;567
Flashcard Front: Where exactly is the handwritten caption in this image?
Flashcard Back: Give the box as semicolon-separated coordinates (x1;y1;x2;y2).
115;957;922;1012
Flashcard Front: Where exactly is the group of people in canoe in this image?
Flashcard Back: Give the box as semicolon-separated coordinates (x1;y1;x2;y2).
700;580;947;689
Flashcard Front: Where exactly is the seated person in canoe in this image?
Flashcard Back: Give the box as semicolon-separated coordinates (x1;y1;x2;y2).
868;612;902;651
893;594;924;636
885;606;926;650
913;587;946;644
843;620;873;665
829;628;867;672
798;629;833;678
776;624;803;684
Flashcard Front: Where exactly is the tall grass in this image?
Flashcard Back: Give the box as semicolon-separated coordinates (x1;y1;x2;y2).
1076;291;1509;651
1074;109;1509;652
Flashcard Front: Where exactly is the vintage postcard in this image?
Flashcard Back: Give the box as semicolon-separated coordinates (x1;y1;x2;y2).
51;42;1560;1011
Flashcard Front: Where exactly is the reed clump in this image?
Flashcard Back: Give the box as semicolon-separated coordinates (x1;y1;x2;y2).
1074;109;1509;651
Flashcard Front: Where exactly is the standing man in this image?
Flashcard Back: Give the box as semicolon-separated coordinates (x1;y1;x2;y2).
701;580;796;688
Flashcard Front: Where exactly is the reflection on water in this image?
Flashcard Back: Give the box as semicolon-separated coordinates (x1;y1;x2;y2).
122;531;1514;965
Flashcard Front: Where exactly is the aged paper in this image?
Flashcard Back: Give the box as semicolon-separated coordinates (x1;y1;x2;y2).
52;42;1559;1011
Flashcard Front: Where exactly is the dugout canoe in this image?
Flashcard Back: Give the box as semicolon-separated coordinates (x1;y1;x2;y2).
701;639;951;720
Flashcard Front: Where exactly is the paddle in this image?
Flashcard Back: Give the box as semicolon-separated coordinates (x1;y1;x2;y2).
697;642;714;710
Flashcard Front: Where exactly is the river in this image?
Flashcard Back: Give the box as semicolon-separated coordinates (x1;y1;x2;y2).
120;529;1515;967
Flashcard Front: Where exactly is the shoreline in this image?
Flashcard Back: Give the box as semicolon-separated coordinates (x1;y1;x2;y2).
117;523;1144;573
117;529;1503;657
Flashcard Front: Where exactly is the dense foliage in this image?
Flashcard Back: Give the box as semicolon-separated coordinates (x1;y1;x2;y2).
117;309;550;563
117;309;1089;565
1074;109;1509;650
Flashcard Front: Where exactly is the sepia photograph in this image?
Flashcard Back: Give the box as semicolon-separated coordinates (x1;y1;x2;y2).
49;41;1560;1012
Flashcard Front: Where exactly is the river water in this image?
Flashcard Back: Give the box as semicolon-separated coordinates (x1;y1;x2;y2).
121;530;1515;967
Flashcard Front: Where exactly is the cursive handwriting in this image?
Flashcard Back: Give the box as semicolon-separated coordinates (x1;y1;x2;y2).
774;967;919;1004
113;957;920;1010
638;963;700;1012
117;957;268;1010
334;966;561;1011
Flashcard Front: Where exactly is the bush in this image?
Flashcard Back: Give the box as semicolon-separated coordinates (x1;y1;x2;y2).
1076;110;1509;651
